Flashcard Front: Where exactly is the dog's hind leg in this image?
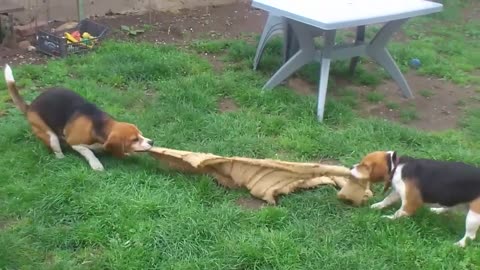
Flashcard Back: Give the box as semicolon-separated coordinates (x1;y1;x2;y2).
456;198;480;247
455;209;480;247
28;111;64;158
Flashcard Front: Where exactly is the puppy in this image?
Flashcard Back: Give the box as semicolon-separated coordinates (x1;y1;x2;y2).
4;64;153;171
351;151;480;247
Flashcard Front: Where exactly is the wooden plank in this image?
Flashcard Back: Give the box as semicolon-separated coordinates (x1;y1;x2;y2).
0;0;25;14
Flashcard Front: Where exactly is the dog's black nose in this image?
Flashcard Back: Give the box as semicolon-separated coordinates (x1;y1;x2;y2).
148;140;154;146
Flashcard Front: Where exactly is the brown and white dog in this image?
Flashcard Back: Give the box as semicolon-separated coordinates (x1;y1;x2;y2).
351;151;480;247
4;64;153;171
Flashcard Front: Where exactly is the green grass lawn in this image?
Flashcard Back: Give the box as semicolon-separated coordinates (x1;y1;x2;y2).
1;1;480;269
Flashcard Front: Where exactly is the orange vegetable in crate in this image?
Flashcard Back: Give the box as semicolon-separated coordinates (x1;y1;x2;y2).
71;31;81;41
65;32;80;43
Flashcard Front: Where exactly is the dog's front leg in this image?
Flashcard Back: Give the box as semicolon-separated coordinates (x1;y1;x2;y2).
72;145;105;171
371;191;400;209
382;208;409;219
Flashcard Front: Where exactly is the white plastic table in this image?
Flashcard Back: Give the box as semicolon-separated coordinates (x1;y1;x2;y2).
252;0;443;121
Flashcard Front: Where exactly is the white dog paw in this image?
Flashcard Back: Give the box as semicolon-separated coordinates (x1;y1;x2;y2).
55;152;65;159
454;240;466;248
371;202;385;209
90;161;105;171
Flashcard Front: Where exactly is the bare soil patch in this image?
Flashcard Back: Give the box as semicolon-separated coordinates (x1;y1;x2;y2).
283;72;477;131
0;218;19;231
236;197;266;210
200;53;225;73
357;73;476;131
287;77;316;96
218;97;239;113
0;1;266;66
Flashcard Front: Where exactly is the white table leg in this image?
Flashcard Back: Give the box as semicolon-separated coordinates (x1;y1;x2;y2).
371;48;413;98
262;50;314;89
253;14;287;70
259;18;413;122
317;30;336;121
262;20;317;89
367;19;413;98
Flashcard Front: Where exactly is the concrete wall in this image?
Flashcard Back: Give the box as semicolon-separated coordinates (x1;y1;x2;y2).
15;0;238;24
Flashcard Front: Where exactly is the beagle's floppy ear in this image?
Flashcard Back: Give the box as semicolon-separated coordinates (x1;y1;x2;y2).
368;160;390;193
387;151;398;171
383;151;398;193
104;132;125;158
370;162;388;182
391;151;398;163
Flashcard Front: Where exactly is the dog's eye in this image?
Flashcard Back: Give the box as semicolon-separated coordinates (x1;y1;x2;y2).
132;138;139;142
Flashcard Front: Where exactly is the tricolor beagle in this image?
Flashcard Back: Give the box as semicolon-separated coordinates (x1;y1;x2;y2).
351;151;480;247
4;64;153;171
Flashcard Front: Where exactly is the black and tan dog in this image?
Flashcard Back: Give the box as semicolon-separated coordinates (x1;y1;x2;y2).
4;64;153;171
351;151;480;247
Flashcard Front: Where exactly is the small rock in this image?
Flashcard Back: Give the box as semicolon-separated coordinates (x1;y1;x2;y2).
54;21;78;32
18;40;32;50
27;45;36;52
15;20;48;37
441;109;451;115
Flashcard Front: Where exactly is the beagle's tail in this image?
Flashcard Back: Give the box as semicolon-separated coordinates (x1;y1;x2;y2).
4;64;28;114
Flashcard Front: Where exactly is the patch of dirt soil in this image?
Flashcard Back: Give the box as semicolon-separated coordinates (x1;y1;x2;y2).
0;45;48;66
287;77;316;96
357;73;477;131
0;218;19;231
94;0;266;44
236;197;266;210
287;73;477;131
1;1;266;66
218;97;239;112
200;53;225;72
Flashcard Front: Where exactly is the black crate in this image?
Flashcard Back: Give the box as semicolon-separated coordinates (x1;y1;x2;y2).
35;19;109;57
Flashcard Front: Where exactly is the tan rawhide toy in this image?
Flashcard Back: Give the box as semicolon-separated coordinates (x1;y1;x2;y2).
337;177;373;206
148;147;373;205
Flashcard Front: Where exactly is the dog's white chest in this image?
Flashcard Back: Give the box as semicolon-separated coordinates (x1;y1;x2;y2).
391;164;405;193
